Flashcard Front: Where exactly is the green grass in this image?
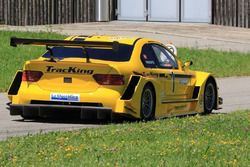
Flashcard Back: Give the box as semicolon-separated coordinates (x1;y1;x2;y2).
1;30;250;91
0;111;249;166
178;48;250;77
0;31;65;92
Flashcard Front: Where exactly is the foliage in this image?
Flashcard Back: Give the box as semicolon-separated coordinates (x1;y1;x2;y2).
0;111;249;167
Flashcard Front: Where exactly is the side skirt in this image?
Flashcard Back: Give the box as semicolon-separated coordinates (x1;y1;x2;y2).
161;99;198;104
157;111;200;120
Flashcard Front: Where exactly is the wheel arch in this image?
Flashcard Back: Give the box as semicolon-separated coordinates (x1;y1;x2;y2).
206;76;218;110
139;78;166;119
140;81;157;120
144;82;156;97
123;75;162;119
194;72;219;111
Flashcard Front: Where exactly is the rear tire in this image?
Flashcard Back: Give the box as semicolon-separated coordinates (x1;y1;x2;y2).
140;84;155;120
204;79;216;114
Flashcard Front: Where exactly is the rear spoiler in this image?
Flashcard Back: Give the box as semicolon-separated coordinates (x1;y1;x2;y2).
10;37;119;50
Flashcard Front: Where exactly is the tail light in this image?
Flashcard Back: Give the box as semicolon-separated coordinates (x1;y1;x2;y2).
22;70;43;82
93;74;124;85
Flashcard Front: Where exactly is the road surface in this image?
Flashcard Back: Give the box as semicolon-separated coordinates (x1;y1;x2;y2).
0;77;249;140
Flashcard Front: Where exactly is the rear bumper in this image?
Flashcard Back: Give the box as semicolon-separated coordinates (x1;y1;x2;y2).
12;85;126;113
10;104;113;120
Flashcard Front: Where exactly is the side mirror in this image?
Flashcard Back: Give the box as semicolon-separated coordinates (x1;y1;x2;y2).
184;61;193;68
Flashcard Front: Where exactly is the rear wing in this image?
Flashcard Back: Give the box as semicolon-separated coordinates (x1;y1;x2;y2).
10;37;119;50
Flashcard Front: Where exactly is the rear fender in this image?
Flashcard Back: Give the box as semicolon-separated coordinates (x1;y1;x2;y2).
122;75;162;119
7;70;23;101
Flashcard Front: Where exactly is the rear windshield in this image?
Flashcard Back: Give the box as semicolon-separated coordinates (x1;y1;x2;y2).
42;45;133;62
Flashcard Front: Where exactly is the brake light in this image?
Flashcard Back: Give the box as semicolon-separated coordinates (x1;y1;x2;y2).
22;70;43;82
93;74;124;85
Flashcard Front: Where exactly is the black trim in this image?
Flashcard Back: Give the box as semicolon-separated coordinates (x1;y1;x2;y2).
159;73;165;78
8;71;23;95
31;100;103;107
9;104;112;120
121;76;140;100
132;38;142;46
78;35;89;38
174;74;193;79
10;37;116;49
73;38;86;41
171;72;175;93
64;77;72;83
133;71;143;76
162;99;198;104
192;86;200;99
124;106;136;113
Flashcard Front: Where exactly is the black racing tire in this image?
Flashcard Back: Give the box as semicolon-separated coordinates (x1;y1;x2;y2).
204;79;216;114
140;84;155;120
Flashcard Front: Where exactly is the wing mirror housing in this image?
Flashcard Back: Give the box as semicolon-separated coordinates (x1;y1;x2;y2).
184;61;193;69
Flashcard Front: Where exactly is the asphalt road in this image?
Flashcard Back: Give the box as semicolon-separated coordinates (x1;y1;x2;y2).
0;77;249;140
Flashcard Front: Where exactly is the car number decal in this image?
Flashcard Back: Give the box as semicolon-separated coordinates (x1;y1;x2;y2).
50;93;80;102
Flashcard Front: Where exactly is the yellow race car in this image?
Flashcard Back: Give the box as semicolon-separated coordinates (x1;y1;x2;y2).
7;35;222;120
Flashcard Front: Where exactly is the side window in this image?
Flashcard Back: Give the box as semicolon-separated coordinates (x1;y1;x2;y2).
140;44;157;68
151;44;178;69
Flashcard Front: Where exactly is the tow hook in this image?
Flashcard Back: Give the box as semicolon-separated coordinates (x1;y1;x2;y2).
219;97;223;105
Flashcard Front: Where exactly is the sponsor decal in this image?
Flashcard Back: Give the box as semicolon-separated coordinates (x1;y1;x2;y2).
50;93;80;102
46;66;94;75
179;79;189;85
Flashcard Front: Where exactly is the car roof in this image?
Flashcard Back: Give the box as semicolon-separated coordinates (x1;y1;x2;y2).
65;35;140;45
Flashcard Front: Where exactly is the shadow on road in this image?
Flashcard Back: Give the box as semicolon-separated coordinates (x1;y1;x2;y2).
12;114;137;125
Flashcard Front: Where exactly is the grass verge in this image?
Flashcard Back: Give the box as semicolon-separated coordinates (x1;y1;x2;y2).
1;30;250;91
178;48;250;77
0;111;249;166
0;31;65;92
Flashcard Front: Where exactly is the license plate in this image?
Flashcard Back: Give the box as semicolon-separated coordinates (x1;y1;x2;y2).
50;93;80;102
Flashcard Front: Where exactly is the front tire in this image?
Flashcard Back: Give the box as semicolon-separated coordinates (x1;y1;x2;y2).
204;79;216;114
140;84;155;120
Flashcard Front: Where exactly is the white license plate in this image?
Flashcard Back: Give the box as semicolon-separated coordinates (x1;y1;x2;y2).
50;93;80;102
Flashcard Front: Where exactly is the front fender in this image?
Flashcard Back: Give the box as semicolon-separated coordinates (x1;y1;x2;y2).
194;71;220;111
